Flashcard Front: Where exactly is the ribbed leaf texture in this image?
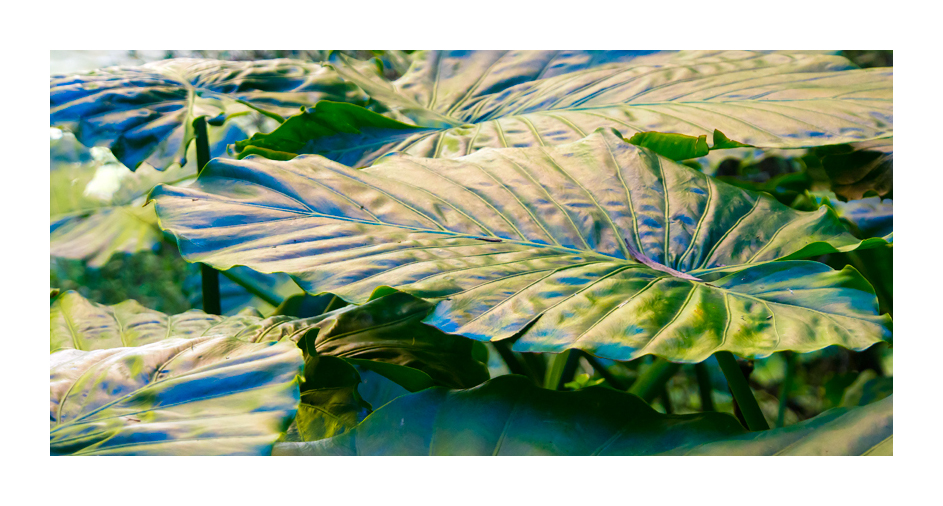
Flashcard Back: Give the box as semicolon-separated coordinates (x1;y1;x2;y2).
151;130;891;362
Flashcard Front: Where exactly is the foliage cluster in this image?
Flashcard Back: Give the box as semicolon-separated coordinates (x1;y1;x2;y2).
49;50;892;455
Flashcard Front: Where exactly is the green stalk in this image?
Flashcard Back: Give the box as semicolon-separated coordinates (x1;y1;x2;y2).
715;351;770;431
777;352;796;428
492;341;532;380
219;268;284;307
628;358;681;402
582;353;629;391
694;362;715;411
194;117;221;315
544;350;581;390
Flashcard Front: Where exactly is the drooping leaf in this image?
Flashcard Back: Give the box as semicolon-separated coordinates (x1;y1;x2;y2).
819;138;892;200
152;130;891;363
50;58;367;170
50;290;286;353
50;335;303;455
291;355;371;442
297;291;489;388
236;51;892;167
50;290;486;389
272;375;892;456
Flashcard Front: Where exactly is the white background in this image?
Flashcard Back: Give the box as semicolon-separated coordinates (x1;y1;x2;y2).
4;1;937;504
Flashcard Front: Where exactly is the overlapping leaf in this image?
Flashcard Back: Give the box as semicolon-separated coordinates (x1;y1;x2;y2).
273;375;892;456
236;50;892;167
50;124;248;267
50;58;367;170
50;335;303;455
50;290;486;388
151;130;891;362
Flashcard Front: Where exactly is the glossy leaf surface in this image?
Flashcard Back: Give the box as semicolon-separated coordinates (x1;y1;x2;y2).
152;131;890;362
51;290;485;388
273;375;892;455
237;51;892;167
50;335;303;455
50;58;366;169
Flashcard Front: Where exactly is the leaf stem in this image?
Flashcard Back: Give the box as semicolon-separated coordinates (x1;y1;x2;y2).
194;117;221;315
492;341;532;381
694;362;715;411
219;269;284;307
628;358;681;402
777;352;796;428
582;353;629;390
544;350;581;390
716;351;770;431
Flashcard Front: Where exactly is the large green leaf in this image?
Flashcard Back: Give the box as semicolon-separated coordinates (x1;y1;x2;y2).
236;50;891;167
50;335;303;455
273;375;892;455
50;58;367;170
151;130;890;362
50;290;486;388
50;123;248;267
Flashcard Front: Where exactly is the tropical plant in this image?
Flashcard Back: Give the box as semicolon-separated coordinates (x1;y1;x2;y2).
49;49;893;455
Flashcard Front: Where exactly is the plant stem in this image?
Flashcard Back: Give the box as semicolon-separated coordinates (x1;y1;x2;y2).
200;264;221;315
219;268;283;307
193;116;221;315
715;351;769;431
582;353;629;391
628;358;681;402
777;352;796;428
544;350;581;390
660;385;674;414
694;362;715;411
492;341;531;380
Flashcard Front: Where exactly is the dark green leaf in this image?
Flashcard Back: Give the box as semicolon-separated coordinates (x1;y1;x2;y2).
152;130;891;362
273;375;892;455
298;292;489;388
292;355;371;442
820;138;892;200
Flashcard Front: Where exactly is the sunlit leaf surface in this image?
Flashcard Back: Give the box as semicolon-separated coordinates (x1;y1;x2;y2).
237;50;892;167
51;58;367;169
151;130;891;362
50;335;303;455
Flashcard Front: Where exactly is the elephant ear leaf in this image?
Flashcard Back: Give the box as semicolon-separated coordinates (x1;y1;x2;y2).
150;130;891;363
50;335;303;455
50;58;367;170
236;50;892;167
272;375;891;456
